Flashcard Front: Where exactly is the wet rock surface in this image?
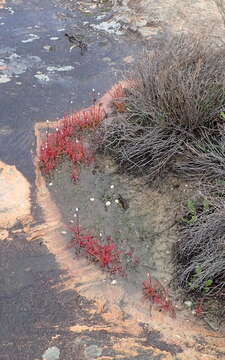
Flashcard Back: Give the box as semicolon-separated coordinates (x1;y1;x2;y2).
0;161;31;228
0;0;140;180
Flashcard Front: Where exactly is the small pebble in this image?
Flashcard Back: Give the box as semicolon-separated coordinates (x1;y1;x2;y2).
111;280;117;285
42;346;60;360
84;345;102;358
61;230;67;235
110;184;114;189
184;300;193;308
49;182;53;186
99;232;102;237
105;201;111;206
90;197;95;202
75;207;79;212
115;199;119;204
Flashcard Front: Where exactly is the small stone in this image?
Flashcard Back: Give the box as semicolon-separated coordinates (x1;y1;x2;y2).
102;57;111;62
90;197;95;202
184;300;193;308
43;45;55;52
84;345;102;358
0;229;8;240
136;18;148;27
49;183;53;186
24;267;31;272
75;207;79;212
115;199;119;204
61;230;67;235
123;55;134;64
50;37;59;41
42;346;60;360
105;201;111;206
111;280;117;285
110;184;114;189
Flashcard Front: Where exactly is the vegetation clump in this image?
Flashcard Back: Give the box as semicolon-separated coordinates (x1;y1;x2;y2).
100;35;225;182
172;202;225;300
99;34;225;307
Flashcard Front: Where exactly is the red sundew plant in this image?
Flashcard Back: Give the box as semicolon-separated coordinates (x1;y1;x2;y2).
39;116;93;176
143;273;176;318
68;220;124;275
71;166;80;183
194;300;204;317
109;84;124;99
79;105;105;128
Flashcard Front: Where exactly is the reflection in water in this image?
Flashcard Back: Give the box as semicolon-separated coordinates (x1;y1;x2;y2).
0;0;6;9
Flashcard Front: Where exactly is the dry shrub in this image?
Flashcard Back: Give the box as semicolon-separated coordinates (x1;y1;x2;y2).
101;34;225;181
172;207;225;299
214;0;225;26
174;135;225;181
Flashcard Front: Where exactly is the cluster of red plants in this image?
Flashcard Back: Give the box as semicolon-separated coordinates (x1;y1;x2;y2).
39;105;104;178
39;94;178;318
143;273;176;318
68;221;124;274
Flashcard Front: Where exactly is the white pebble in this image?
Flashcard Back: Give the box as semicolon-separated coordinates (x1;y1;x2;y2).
111;280;117;285
110;184;114;189
115;199;119;204
90;197;95;202
61;230;67;235
49;182;53;186
75;207;79;212
184;300;193;308
99;232;102;237
105;201;111;206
